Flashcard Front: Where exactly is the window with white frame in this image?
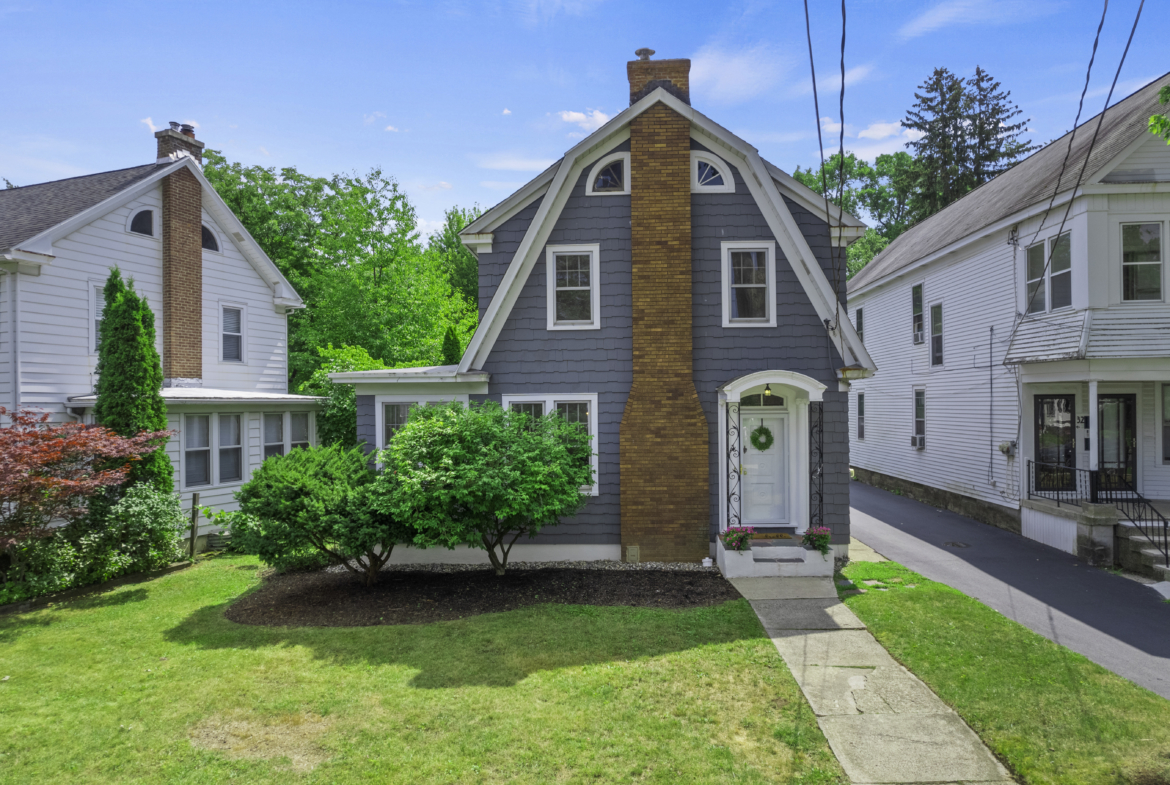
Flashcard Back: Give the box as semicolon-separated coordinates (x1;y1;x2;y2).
913;390;925;449
261;411;313;459
857;393;865;440
92;282;106;353
502;393;599;494
185;414;212;487
1122;222;1162;302
263;413;284;459
201;225;220;252
691;152;734;193
290;412;310;451
546;244;601;330
911;284;924;343
129;209;154;236
1025;233;1072;313
721;241;776;327
929;303;943;366
585;152;630;196
383;403;410;446
222;305;243;362
218;414;243;484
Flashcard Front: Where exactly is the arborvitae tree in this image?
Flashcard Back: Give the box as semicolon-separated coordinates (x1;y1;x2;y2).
427;205;483;306
441;326;462;366
904;67;969;216
965;66;1037;187
93;268;172;493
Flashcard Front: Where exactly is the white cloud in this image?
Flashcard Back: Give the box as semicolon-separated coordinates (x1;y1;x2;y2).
857;122;904;141
556;109;610;132
796;64;875;96
259;147;270;156
182;119;201;129
819;116;844;135
364;111;386;125
140;117;159;133
502;108;512;115
475;153;557;172
419;181;453;191
385;125;399;132
481;180;526;190
691;43;788;104
898;0;1060;40
416;217;446;237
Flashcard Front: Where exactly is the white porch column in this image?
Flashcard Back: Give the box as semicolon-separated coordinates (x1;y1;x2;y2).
1088;380;1099;471
794;398;810;533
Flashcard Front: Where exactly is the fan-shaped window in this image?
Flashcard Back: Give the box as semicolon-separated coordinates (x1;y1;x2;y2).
585;152;631;196
691;152;735;193
697;161;724;187
201;225;219;252
129;209;153;236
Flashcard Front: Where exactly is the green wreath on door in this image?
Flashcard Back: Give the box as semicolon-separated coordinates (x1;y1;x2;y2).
749;424;774;452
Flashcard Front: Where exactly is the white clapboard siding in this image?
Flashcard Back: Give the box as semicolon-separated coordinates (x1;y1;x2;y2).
1021;506;1077;554
1087;307;1170;357
200;207;289;393
1101;135;1170;183
0;272;11;408
849;231;1024;510
1004;310;1087;364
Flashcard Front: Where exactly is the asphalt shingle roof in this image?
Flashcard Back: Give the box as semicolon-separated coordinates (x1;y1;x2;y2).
0;163;171;252
848;72;1170;293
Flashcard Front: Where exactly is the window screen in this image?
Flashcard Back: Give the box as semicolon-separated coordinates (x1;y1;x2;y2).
1026;243;1046;313
930;304;943;366
1123;223;1162;301
185;415;211;487
730;251;767;320
914;391;925;437
1049;233;1071;310
554;253;592;323
263;413;284;459
290;412;310;451
912;284;923;339
557;401;591;473
218;414;242;483
222;307;242;362
130;209;153;236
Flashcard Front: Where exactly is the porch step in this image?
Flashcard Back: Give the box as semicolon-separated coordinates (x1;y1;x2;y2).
751;542;807;563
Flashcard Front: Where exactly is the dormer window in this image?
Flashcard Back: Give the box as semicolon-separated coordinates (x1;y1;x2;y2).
201;225;219;252
691;152;735;193
585;152;631;196
129;209;153;236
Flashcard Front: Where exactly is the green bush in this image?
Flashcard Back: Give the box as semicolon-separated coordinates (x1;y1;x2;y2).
237;444;413;584
206;508;332;573
297;344;386;447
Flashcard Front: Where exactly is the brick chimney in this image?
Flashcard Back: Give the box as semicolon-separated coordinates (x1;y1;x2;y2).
154;122;204;387
619;51;709;563
626;48;691;105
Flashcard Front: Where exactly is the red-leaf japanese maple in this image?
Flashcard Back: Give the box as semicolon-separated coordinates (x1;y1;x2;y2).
0;408;172;543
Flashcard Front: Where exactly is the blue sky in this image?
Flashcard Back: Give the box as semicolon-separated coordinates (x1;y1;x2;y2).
1;0;1165;235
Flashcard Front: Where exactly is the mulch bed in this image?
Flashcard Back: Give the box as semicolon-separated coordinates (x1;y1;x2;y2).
225;567;743;627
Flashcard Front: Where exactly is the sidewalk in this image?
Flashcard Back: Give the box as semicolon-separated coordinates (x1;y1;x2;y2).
730;576;1013;785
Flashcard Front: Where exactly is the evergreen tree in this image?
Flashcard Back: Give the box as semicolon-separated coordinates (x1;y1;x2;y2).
965;66;1037;187
93;268;172;493
441;326;462;366
427;205;483;306
904;67;969;216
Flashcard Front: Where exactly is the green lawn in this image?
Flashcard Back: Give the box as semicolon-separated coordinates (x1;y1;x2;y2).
0;556;842;784
840;560;1170;785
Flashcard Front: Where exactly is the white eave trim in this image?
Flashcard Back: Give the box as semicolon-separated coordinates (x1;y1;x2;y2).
461;165;558;240
329;365;491;385
463;233;494;254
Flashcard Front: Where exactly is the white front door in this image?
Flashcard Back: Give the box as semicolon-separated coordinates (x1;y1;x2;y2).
742;411;788;523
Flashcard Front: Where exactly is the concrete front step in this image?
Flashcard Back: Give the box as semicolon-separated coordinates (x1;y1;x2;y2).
716;540;833;578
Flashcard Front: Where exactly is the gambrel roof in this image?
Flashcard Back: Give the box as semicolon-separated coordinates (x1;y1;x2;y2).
850;71;1170;295
458;86;873;377
0;158;303;310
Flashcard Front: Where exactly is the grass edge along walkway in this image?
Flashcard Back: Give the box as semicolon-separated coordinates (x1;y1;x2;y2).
839;559;1170;785
0;555;846;784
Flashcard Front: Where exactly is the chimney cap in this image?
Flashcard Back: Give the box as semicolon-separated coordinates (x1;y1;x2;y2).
635;48;655;61
180;123;196;138
168;121;181;131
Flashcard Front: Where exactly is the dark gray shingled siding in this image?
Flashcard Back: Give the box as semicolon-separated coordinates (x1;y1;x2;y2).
356;395;376;456
473;141;632;544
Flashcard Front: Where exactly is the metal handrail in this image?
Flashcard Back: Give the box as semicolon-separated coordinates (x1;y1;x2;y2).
1027;460;1168;567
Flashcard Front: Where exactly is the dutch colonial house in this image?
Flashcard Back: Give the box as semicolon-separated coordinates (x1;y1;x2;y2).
0;124;320;531
847;74;1170;579
334;51;874;570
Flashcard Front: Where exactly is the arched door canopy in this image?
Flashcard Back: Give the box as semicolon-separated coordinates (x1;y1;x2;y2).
719;370;827;403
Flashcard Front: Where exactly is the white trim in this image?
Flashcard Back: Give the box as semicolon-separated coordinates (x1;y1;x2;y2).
720;240;776;328
691;151;735;193
501;392;599;496
546;243;601;330
584;152;631;196
719;370;827;402
218;300;248;365
927;299;944;369
89;278;106;355
373;394;471;463
1118;219;1165;303
201;222;223;255
124;206;157;238
181;412;214;491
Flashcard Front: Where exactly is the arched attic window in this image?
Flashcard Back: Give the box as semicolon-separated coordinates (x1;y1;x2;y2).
129;209;153;236
691;152;735;193
585;152;631;196
697;161;723;187
201;225;219;252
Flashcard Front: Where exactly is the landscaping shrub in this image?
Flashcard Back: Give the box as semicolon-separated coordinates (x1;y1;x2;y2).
382;400;593;575
237;444;412;584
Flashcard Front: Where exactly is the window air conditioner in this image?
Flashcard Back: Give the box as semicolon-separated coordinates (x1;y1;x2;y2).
910;435;925;450
913;331;925;344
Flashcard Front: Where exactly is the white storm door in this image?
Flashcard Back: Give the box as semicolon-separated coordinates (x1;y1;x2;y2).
742;412;788;523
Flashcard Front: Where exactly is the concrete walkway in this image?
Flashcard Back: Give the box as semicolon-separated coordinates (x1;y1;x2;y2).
850;481;1170;699
730;576;1013;785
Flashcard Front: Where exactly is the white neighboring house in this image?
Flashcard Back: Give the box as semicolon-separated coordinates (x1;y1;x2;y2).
0;123;320;533
847;74;1170;579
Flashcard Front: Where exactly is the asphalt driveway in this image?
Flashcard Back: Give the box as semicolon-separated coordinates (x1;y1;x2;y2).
849;480;1170;700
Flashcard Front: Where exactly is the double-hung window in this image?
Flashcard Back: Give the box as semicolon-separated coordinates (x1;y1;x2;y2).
218;414;243;484
857;393;865;440
290;413;310;451
502;393;599;495
185;413;248;488
263;412;314;458
222;306;243;362
913;390;926;449
92;282;106;353
185;415;212;487
263;413;284;459
911;284;924;343
855;307;864;343
930;303;943;366
383;403;410;446
721;241;777;327
1026;233;1072;313
1122;223;1162;301
546;244;601;330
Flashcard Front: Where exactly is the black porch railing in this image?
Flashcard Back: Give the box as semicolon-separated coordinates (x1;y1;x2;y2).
1027;460;1169;568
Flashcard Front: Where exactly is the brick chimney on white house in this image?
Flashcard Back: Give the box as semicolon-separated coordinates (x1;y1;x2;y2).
154;122;204;387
